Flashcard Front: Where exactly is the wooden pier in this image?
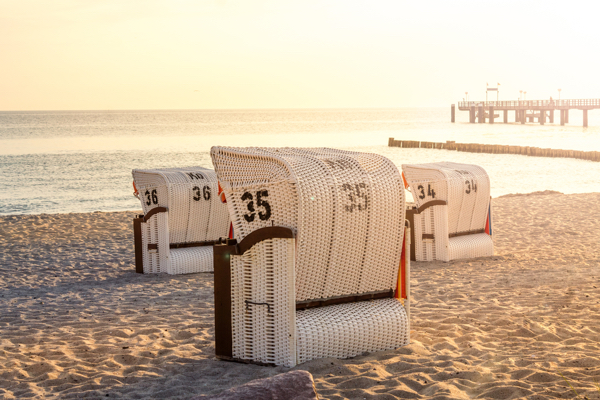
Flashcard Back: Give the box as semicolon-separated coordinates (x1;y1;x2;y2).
388;138;600;162
451;99;600;127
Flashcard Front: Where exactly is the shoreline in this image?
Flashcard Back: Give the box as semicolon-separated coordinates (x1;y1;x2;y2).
1;191;600;399
0;189;598;218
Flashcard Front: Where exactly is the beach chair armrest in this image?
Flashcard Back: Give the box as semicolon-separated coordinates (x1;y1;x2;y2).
413;200;447;214
142;207;168;222
236;226;295;255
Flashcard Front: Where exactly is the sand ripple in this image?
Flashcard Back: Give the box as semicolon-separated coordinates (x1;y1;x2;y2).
1;193;600;398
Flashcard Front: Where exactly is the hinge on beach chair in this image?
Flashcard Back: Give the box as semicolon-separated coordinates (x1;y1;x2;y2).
245;300;273;314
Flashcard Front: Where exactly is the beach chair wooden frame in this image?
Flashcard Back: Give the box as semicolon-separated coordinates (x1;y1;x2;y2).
131;167;230;274
211;147;410;367
402;162;493;262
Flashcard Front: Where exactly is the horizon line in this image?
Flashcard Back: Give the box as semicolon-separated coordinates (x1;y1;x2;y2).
0;106;451;113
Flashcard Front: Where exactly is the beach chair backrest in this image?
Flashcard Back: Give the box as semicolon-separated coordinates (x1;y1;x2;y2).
211;147;406;302
132;167;230;244
402;162;490;234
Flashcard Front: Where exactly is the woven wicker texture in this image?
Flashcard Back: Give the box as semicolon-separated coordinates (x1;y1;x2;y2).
169;246;214;275
140;212;170;274
402;162;493;262
448;233;494;260
412;204;448;262
212;147;409;367
211;147;405;301
296;298;409;364
132;167;230;274
231;238;296;366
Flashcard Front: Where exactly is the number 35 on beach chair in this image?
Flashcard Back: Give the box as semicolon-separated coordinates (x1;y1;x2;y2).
402;162;493;262
131;167;230;274
211;147;410;367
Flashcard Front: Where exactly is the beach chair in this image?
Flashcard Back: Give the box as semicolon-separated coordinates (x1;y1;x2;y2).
132;167;230;274
211;147;410;367
402;162;493;262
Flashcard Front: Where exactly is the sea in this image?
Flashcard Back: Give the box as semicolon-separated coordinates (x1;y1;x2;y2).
1;108;599;215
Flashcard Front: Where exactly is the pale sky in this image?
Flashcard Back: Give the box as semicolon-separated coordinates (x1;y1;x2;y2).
1;0;599;110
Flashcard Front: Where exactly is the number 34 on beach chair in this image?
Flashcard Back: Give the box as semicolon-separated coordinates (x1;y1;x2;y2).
131;167;230;275
402;162;493;262
211;147;410;367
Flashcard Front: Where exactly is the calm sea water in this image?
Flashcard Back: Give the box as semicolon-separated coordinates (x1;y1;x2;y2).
1;108;599;215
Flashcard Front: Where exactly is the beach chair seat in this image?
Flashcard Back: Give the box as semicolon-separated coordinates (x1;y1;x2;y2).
132;167;230;274
402;162;493;262
211;147;410;367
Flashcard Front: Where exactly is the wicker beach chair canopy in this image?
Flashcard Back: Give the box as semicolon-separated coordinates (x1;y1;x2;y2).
211;147;410;367
131;167;230;274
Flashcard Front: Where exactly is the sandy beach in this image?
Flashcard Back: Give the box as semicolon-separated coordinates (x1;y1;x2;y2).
1;191;600;399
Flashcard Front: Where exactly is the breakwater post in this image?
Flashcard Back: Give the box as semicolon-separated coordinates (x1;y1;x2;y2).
451;104;455;122
388;138;600;162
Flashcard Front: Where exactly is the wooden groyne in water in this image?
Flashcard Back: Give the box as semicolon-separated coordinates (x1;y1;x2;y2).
388;138;600;162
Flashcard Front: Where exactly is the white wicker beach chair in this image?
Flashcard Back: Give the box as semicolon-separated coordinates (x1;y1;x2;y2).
211;147;410;367
132;167;230;275
402;162;493;262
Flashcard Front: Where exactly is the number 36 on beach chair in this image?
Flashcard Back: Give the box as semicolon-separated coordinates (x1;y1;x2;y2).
131;167;230;275
211;147;410;367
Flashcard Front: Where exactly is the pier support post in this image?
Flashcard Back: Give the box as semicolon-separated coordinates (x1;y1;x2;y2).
521;110;526;124
451;104;455;122
583;109;588;127
489;106;494;124
478;105;484;123
549;110;554;123
504;110;508;123
540;109;545;125
560;109;565;126
470;106;475;123
565;109;569;123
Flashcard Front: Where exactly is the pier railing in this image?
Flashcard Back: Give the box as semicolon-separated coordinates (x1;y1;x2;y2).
458;99;600;109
